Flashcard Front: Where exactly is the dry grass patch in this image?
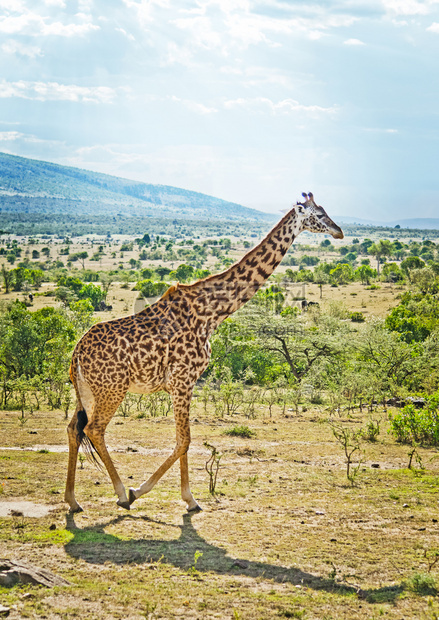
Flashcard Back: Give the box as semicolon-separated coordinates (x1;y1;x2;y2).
1;405;439;618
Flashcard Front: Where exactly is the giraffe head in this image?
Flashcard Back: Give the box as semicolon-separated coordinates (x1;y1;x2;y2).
294;192;344;239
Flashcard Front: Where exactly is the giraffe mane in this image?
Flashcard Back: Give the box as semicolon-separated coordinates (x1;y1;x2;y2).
160;283;179;300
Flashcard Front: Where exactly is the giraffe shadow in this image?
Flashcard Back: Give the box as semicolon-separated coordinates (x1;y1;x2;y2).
64;512;404;604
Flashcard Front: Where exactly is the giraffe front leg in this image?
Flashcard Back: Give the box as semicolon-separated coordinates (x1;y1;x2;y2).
180;452;201;512
129;389;200;511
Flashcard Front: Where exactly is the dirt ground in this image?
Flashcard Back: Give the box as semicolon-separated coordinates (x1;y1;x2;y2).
1;403;439;619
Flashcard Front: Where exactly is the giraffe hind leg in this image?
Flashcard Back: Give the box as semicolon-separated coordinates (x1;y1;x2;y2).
64;405;84;513
82;397;130;510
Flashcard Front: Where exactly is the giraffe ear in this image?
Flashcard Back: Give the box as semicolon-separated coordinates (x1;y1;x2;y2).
302;192;307;199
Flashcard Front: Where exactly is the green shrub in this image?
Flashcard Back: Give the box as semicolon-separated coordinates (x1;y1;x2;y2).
404;572;438;596
361;418;380;442
223;425;255;439
135;279;169;298
350;311;365;322
389;393;439;446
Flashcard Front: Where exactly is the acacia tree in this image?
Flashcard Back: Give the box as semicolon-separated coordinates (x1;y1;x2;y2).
368;240;392;274
1;265;12;293
401;256;426;282
216;306;351;386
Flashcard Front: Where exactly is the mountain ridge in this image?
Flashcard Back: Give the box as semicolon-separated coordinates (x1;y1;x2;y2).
1;152;438;230
0;151;274;222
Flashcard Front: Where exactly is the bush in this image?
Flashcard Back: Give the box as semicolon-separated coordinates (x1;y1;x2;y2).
361;418;380;442
223;425;256;438
404;572;438;596
350;311;365;323
389;393;439;446
135;279;169;299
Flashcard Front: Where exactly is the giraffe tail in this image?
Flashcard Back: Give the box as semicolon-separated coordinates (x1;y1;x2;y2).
75;362;103;471
75;408;103;471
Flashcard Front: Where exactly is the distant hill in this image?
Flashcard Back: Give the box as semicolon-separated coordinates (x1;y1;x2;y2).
387;218;439;229
336;215;439;230
0;152;274;223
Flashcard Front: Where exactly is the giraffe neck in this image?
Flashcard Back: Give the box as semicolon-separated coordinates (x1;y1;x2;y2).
188;208;300;329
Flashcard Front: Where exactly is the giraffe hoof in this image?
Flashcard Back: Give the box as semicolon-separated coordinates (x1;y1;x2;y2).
128;488;137;505
68;504;84;514
187;504;202;513
116;499;131;510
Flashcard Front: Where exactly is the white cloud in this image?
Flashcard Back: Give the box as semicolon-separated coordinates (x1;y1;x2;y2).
172;15;224;51
43;0;67;7
41;20;100;36
122;0;170;27
78;0;94;11
0;9;99;37
0;131;63;147
164;41;195;67
224;97;338;116
0;0;26;9
382;0;439;15
0;13;40;34
0;131;24;142
163;2;361;61
363;127;398;133
0;80;118;103
1;40;43;58
169;96;217;115
115;27;135;41
427;21;439;31
344;38;365;45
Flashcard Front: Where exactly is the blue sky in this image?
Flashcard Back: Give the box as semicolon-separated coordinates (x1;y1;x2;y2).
0;0;438;221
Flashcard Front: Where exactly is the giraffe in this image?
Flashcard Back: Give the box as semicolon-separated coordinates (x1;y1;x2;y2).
64;192;343;513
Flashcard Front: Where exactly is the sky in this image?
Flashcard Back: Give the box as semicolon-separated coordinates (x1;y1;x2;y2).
0;0;439;221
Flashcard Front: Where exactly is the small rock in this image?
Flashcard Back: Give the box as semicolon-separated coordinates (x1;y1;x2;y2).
419;527;426;531
94;481;100;485
403;503;409;508
315;510;325;515
300;520;305;524
49;524;57;531
232;560;248;569
28;431;37;435
128;475;133;479
0;605;9;617
433;519;438;523
371;463;380;468
330;538;337;542
10;510;24;517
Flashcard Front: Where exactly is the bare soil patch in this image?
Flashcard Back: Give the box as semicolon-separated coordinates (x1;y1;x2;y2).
0;501;55;518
